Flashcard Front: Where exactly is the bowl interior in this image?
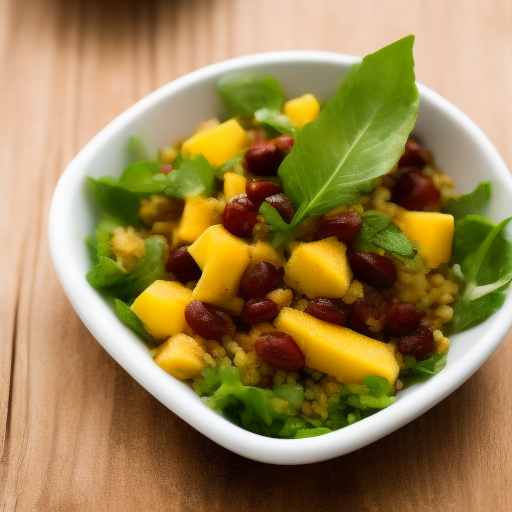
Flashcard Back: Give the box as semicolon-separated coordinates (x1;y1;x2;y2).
49;51;512;464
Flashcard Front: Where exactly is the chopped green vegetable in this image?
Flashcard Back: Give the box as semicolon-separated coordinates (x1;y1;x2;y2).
356;210;416;258
447;214;512;333
442;181;491;221
217;71;284;117
399;352;448;388
196;360;395;438
260;36;419;246
114;299;154;341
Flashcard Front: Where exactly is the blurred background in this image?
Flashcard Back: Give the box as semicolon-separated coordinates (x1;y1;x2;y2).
1;0;511;510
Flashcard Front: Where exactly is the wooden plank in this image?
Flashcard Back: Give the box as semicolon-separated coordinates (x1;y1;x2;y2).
1;0;511;510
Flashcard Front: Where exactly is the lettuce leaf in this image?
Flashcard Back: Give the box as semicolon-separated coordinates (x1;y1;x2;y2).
399;352;448;388
114;299;154;342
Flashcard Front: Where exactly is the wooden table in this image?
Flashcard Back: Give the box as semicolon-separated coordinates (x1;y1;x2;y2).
2;0;511;510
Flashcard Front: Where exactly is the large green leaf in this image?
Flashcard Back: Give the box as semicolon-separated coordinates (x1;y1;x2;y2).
260;36;419;246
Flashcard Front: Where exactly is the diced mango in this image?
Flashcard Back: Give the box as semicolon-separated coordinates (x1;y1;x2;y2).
154;333;206;380
181;119;247;167
275;308;399;384
283;94;321;127
223;172;247;200
248;240;286;268
189;225;250;313
177;195;224;244
131;281;192;339
395;211;454;269
283;237;352;298
188;224;234;270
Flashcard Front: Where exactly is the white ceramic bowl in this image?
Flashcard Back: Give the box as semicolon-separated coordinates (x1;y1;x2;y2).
49;51;512;465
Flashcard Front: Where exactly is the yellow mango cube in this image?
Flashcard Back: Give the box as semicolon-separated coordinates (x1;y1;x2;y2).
154;333;206;380
283;237;352;298
131;281;192;339
395;211;454;269
181;118;247;167
223;172;247;200
189;225;250;313
275;308;399;384
283;94;321;127
248;240;286;268
177;196;224;244
188;224;234;270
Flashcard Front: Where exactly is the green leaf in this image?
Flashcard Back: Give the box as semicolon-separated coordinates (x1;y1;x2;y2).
118;162;167;193
164;154;215;198
126;136;150;163
355;210;415;258
217;71;284;117
214;152;245;179
86;256;127;288
87;235;168;303
400;352;448;388
442;182;492;221
114;299;154;341
447;214;512;333
254;108;295;136
87;176;144;226
261;36;419;246
197;359;296;433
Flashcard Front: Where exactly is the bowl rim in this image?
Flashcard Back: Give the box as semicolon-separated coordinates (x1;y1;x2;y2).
49;50;512;465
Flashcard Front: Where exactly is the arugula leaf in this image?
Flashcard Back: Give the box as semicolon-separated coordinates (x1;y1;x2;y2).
164;154;215;198
114;299;154;341
400;352;448;388
126;136;150;163
447;215;512;333
355;210;415;258
260;36;419;246
254;108;295;136
442;181;492;221
217;71;284;117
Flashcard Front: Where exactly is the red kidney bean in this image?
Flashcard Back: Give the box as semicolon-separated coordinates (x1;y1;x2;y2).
244;142;282;176
348;252;397;289
246;180;283;206
161;164;173;175
184;301;236;341
316;211;363;243
239;261;284;300
398;138;429;168
305;297;352;326
272;135;295;156
241;298;279;325
395;326;435;360
255;332;305;371
349;297;387;341
222;194;258;238
386;302;425;334
264;193;295;223
392;170;441;211
166;246;202;284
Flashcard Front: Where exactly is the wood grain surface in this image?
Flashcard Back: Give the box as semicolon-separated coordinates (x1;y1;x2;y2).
1;0;512;510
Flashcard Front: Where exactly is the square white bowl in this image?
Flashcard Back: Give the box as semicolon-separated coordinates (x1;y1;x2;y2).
49;51;512;465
